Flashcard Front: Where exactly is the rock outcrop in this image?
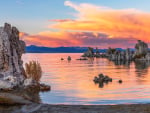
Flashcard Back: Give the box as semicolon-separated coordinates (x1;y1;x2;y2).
93;73;112;88
134;40;149;59
0;23;26;89
107;48;134;61
100;40;150;63
82;47;94;57
95;47;101;57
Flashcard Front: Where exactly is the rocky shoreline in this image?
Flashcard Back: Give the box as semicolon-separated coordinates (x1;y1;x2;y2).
0;103;150;113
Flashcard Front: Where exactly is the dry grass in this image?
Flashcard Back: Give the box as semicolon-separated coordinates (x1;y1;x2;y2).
25;61;42;82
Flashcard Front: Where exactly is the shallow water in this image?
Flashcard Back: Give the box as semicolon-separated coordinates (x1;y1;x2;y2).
22;53;150;105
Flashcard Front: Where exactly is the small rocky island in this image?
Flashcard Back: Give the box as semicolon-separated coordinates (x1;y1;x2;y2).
105;40;150;61
82;40;150;62
0;23;50;105
82;47;101;58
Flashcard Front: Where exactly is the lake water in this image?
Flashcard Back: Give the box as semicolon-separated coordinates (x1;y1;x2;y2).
22;53;150;105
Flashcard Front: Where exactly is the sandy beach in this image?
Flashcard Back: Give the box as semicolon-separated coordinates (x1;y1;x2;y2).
1;103;150;113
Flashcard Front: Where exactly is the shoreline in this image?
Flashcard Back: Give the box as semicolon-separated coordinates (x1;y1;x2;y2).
1;103;150;113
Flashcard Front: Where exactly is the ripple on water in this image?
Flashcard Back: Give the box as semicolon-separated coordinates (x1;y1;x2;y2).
23;53;150;105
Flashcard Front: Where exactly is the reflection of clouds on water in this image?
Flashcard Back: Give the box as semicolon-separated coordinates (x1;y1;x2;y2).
22;53;150;105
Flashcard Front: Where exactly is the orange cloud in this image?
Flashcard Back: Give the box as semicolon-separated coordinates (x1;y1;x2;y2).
20;31;82;47
49;1;150;42
20;31;137;48
20;1;150;48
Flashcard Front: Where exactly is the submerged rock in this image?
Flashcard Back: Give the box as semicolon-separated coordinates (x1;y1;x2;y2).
76;58;88;60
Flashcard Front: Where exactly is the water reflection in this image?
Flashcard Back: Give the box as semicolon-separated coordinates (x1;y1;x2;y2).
11;87;41;103
134;60;150;70
134;60;150;77
0;88;41;113
112;60;131;68
22;53;150;105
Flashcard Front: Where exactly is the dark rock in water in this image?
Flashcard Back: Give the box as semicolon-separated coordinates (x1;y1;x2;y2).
93;73;113;88
40;83;51;91
0;23;26;90
76;58;88;60
118;80;123;83
109;78;112;82
61;58;64;60
98;82;104;88
82;47;94;57
98;73;104;78
93;76;100;83
67;56;71;61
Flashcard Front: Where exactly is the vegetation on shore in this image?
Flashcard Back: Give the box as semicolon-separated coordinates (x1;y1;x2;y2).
25;61;42;82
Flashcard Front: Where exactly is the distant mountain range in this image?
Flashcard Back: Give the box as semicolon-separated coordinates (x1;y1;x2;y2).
26;45;134;53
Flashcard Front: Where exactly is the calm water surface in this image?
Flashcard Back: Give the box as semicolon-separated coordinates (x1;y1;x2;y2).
22;53;150;105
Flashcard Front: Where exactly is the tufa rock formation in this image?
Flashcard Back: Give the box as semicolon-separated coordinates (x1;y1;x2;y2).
134;40;149;59
82;47;101;57
82;47;94;57
0;23;26;89
93;73;112;88
102;40;150;62
0;23;50;105
95;47;101;58
106;48;134;61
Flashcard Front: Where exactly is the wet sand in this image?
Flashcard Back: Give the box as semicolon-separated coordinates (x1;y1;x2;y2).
1;103;150;113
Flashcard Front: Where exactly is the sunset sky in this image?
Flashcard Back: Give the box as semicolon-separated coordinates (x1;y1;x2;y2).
0;0;150;48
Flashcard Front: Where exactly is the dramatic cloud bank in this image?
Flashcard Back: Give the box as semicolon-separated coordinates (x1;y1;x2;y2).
21;1;150;48
20;31;137;48
51;1;150;41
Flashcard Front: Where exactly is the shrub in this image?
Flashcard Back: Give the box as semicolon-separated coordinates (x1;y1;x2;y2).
25;61;42;82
